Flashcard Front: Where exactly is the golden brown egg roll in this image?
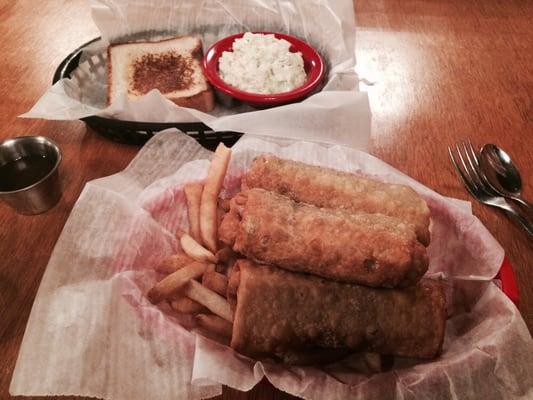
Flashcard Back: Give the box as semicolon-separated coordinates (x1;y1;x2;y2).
230;260;446;360
242;155;431;246
219;189;428;288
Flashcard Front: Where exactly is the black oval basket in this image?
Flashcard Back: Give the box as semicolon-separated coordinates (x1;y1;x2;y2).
52;38;242;147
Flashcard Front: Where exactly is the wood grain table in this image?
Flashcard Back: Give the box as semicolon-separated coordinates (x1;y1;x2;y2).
0;1;531;399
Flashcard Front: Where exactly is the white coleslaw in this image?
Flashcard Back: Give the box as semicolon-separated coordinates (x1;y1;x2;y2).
218;32;307;94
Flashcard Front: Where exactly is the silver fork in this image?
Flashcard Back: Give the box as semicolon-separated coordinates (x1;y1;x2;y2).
448;140;533;237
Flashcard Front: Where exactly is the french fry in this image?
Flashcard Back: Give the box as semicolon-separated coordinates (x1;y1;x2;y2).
202;270;228;297
196;313;233;338
184;182;203;244
155;253;194;274
180;233;217;263
169;296;207;314
148;261;208;304
184;279;233;322
200;143;232;253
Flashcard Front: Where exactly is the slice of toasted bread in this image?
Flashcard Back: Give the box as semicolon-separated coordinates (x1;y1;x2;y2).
107;36;215;112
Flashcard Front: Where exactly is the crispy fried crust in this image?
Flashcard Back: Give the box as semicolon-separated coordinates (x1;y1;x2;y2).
242;155;431;246
219;189;428;288
230;260;446;360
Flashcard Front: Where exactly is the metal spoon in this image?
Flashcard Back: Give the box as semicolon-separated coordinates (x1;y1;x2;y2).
480;144;532;210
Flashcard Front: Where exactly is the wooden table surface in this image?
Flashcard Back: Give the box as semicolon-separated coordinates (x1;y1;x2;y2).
0;1;531;399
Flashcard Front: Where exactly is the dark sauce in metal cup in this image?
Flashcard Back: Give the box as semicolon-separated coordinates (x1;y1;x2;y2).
0;155;55;192
0;136;62;215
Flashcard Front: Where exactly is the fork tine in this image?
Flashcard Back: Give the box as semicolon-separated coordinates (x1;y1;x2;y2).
461;140;491;193
463;140;483;177
458;141;480;188
448;145;478;197
464;139;479;166
454;142;481;190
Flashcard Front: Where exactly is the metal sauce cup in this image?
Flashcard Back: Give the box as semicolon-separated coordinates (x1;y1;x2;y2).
0;136;62;215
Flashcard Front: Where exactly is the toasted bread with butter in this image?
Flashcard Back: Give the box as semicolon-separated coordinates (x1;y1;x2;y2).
107;36;215;112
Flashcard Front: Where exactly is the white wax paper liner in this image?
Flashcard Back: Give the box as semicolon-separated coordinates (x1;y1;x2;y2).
21;0;372;150
10;131;533;400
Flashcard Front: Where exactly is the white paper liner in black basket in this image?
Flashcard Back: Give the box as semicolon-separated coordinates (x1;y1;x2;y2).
22;0;371;149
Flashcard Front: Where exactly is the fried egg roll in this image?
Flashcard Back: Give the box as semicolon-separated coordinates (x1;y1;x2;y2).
230;260;446;360
219;189;428;288
242;155;431;246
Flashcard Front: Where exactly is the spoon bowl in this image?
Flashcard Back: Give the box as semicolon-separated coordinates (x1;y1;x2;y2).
480;144;531;210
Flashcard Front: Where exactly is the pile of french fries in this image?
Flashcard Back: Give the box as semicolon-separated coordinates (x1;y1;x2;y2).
147;143;235;345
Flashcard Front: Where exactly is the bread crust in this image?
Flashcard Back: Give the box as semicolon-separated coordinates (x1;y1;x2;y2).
168;87;215;112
